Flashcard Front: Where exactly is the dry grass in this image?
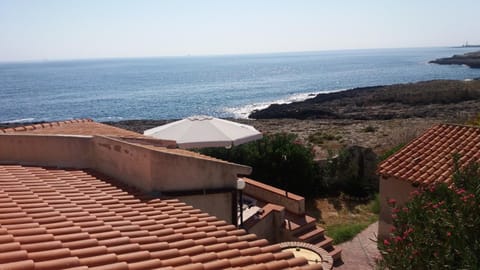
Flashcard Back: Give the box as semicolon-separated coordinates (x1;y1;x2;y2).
239;117;444;160
307;196;379;244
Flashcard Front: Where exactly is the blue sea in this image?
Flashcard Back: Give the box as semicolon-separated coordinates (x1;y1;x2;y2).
1;47;479;123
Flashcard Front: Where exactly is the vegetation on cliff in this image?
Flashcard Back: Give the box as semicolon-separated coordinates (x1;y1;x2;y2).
199;133;378;198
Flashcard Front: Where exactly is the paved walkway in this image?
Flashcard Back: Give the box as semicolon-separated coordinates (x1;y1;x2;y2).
335;222;381;270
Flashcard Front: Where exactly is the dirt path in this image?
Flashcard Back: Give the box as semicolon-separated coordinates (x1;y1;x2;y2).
335;222;380;270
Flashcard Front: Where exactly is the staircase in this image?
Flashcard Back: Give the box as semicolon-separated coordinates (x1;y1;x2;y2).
241;178;342;266
284;211;342;263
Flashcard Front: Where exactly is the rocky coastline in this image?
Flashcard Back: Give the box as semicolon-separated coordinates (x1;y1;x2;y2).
249;79;480;120
429;50;480;68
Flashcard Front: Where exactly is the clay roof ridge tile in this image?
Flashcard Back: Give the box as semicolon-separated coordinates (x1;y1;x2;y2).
13;126;27;131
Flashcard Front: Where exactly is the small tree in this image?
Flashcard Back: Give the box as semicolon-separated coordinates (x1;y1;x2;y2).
378;161;480;269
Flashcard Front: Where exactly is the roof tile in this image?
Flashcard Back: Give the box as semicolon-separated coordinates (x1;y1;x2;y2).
0;165;316;269
126;259;162;270
189;252;218;263
378;124;480;186
27;248;71;261
34;257;81;270
0;250;28;263
0;260;35;270
202;259;231;270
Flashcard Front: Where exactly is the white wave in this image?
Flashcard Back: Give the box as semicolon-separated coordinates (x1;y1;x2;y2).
96;116;125;122
1;118;36;124
225;89;347;119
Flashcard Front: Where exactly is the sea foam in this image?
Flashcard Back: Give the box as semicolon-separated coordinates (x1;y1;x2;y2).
0;118;36;124
225;89;346;119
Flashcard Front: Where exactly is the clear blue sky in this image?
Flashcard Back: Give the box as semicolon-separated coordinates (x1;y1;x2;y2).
1;0;479;62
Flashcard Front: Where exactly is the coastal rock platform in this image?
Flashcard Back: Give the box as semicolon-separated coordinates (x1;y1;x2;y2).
429;50;480;68
249;79;480;120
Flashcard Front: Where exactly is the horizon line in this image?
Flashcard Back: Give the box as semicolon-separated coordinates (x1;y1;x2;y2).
0;45;468;64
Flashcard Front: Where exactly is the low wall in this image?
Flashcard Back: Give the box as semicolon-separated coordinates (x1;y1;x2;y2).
91;136;154;191
245;203;285;243
0;134;92;168
243;178;305;215
150;150;242;191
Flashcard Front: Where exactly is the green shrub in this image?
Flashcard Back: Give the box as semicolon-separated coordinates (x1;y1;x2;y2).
378;161;480;269
200;133;379;198
328;223;370;244
308;132;341;145
323;147;378;197
362;125;376;133
369;193;380;214
199;133;321;198
379;143;405;162
466;113;480;126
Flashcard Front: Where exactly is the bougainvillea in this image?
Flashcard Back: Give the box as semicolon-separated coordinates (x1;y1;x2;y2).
378;161;480;269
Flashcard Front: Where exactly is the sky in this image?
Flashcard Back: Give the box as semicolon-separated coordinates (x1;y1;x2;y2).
1;0;479;62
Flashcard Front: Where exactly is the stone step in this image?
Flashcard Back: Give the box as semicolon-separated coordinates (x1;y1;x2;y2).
328;246;343;262
295;227;325;242
283;214;316;235
312;236;334;250
312;236;342;263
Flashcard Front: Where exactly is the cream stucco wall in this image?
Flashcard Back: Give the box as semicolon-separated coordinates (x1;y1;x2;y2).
378;175;417;239
0;134;92;168
92;136;154;191
179;193;233;224
150;151;240;191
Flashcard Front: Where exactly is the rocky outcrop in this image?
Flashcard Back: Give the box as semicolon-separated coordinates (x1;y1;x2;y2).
249;79;480;120
430;50;480;68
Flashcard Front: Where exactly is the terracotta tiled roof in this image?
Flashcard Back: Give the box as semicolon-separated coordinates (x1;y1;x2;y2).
0;164;321;270
0;119;145;139
378;124;480;186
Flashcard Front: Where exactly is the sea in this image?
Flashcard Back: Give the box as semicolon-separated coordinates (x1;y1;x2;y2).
1;47;479;123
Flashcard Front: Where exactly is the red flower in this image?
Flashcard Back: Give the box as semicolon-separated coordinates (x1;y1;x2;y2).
447;232;451;237
383;239;390;246
388;198;397;206
403;227;414;238
410;190;420;197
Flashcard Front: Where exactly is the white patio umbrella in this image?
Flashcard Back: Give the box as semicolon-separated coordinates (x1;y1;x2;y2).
143;115;263;149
